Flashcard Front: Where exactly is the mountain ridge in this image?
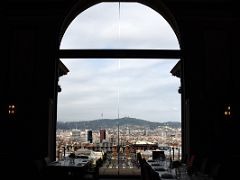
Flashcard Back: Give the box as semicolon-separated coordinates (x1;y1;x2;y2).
57;117;181;130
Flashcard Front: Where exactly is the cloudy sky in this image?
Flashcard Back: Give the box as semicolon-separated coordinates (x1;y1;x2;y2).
58;2;181;122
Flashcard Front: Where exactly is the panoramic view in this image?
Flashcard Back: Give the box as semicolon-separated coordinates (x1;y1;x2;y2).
56;2;181;178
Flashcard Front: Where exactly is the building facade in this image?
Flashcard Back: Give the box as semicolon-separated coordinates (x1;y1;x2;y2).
100;129;106;143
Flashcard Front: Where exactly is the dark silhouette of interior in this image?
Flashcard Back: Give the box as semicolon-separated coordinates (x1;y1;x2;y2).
1;0;239;179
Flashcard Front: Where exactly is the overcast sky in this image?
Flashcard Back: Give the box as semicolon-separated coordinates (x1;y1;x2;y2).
57;2;181;122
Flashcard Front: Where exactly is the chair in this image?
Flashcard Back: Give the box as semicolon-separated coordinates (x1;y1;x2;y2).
141;159;148;178
82;159;101;180
141;161;152;180
152;170;162;180
186;154;196;176
199;158;209;176
153;150;166;161
33;158;47;178
207;162;221;180
171;160;181;177
137;152;143;164
44;156;51;165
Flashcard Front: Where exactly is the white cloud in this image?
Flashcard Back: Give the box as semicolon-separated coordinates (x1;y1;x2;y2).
57;3;181;122
58;59;180;122
60;2;180;49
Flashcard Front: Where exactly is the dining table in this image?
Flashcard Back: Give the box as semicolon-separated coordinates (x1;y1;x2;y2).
147;159;178;180
46;157;91;178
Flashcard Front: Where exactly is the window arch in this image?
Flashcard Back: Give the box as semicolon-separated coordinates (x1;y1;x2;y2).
58;2;181;122
60;2;180;50
56;1;182;165
59;0;181;48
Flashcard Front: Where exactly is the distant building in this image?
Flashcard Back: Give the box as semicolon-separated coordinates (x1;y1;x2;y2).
126;126;130;135
80;131;86;142
71;129;81;141
109;135;115;143
100;129;106;143
130;140;158;153
112;145;117;159
143;129;148;136
125;145;130;159
86;129;93;143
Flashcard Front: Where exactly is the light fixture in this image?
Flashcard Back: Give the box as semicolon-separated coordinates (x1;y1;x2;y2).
224;104;231;117
8;104;16;115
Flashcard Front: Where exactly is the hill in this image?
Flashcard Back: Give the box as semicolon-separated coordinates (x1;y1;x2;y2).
57;117;181;130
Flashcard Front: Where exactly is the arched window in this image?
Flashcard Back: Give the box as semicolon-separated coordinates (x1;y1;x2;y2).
60;3;180;50
57;2;181;170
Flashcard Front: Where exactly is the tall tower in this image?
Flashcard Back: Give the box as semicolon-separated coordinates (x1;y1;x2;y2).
126;126;130;135
125;145;130;159
86;129;93;143
100;129;106;143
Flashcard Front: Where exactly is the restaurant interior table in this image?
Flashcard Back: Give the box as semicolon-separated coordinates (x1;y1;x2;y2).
46;158;91;178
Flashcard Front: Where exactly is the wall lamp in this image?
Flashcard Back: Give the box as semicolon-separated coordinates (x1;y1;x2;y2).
224;105;231;117
8;104;16;115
